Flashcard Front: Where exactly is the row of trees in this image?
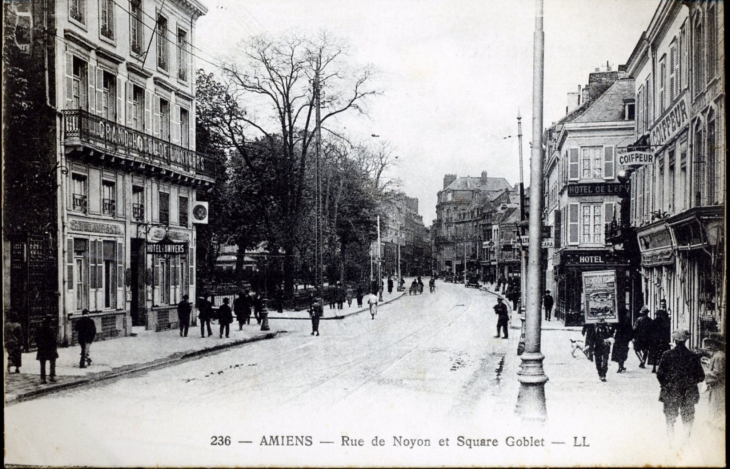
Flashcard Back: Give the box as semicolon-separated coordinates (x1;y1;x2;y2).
194;32;397;297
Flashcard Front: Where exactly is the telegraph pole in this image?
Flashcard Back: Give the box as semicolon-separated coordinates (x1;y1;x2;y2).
516;0;548;423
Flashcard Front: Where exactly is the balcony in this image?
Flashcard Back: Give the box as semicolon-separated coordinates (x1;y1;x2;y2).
133;204;145;221
63;110;217;183
102;198;116;216
72;194;87;213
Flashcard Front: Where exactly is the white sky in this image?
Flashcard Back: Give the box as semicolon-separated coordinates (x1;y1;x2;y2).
195;0;660;225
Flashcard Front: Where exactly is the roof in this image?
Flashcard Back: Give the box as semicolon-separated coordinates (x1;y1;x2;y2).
573;79;635;123
444;176;512;192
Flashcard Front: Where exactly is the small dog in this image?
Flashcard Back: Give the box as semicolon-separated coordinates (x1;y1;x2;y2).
570;338;587;358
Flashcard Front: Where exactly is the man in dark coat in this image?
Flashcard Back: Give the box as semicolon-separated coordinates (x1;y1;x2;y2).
611;310;633;373
233;292;249;330
356;285;364;307
543;291;554;321
177;294;192;337
197;295;213;337
218;297;233;338
387;276;393;294
656;329;705;444
36;315;58;383
309;296;323;336
650;299;671;373
75;309;96;368
494;298;509;339
592;319;613;382
633;306;653;368
252;293;263;324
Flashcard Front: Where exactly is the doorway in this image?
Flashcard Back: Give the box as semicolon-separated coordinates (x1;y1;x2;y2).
130;238;146;326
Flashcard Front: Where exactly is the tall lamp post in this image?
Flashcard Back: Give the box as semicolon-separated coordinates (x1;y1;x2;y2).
377;215;383;301
518;111;527;313
516;0;548;423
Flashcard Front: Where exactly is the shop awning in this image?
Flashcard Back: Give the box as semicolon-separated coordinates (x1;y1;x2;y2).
641;248;675;267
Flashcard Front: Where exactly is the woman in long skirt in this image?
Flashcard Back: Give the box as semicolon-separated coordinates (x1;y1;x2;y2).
5;311;23;373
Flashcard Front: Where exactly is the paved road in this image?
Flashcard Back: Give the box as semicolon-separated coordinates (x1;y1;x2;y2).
5;282;515;467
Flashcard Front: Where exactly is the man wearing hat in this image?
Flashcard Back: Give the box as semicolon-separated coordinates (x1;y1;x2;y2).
633;306;653;368
656;329;705;444
704;336;725;428
493;297;509;339
543;290;554;321
75;309;96;368
309;296;323;336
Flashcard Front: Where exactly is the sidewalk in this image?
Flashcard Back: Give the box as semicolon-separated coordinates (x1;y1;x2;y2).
480;286;582;331
4;325;283;405
5;289;408;405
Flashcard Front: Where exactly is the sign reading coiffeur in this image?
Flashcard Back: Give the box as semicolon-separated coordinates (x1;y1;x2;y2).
650;93;689;148
618;151;654;166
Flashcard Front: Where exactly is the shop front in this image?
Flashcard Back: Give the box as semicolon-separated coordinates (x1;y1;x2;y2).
554;249;632;326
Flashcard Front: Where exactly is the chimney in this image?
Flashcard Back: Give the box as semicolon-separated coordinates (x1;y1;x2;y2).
443;174;457;189
567;84;581;114
480;171;488;186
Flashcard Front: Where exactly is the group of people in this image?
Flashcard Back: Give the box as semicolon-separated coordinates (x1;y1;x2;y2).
183;291;268;339
4;309;96;384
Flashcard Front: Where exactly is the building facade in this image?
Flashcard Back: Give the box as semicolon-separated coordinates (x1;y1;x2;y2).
3;0;214;348
623;0;725;348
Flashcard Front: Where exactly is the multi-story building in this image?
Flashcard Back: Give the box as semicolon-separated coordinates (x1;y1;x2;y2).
380;193;428;279
621;0;724;348
3;0;215;349
433;172;513;278
543;68;636;325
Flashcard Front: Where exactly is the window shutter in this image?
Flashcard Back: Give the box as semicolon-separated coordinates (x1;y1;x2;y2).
569;148;579;180
97;241;104;289
568;203;579;245
89;240;97;288
154;256;160;287
189;103;196;150
126;82;134;126
154;96;161;137
117;242;124;288
144;89;152;133
96;67;104;117
67;239;74;290
605;201;616;225
172;104;180;145
117;76;124;124
554;209;562;249
65;53;74;109
603;146;615;180
88;64;96;113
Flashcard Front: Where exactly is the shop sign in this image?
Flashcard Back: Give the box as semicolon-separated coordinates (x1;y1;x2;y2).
638;226;673;252
582;270;619;324
69;220;122;235
567;183;628;197
146;236;188;255
650;93;689;148
541;239;554;249
618;151;654;166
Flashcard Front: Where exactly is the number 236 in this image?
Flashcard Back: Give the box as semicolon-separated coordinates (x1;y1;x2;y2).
211;436;231;446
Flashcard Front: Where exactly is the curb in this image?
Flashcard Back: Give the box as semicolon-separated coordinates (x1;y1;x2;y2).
5;331;284;406
269;291;408;321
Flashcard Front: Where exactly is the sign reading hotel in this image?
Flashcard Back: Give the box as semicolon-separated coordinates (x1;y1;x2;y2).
618;151;653;166
582;270;619;324
146;237;188;255
567;183;628;196
650;93;689;148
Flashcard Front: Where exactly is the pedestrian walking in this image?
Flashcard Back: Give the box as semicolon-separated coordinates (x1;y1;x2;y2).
177;294;192;337
387;276;393;294
252;292;263;324
356;285;364;307
309;297;323;336
493;297;509;339
75;309;96;368
328;286;336;309
274;286;284;313
233;292;249;330
5;311;23;374
417;277;424;294
35;315;58;384
197;295;213;337
592;319;613;382
543;291;554;321
345;285;354;307
704;337;725;429
367;292;378;319
409;279;418;295
611;310;633;373
218;297;233;338
429;277;435;293
656;329;705;445
650;299;671;373
336;282;344;310
633;306;653;368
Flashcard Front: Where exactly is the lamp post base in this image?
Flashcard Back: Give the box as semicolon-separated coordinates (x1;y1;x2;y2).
260;312;270;331
515;351;548;423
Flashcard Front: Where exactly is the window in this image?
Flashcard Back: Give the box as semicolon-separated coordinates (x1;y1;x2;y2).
669;42;677;102
72;174;88;212
680;152;688;212
693;123;703;206
160;98;170;141
668;154;676;212
177;29;188;82
646;75;652;124
130;84;145;131
102;240;117;309
707;112;716;204
67;56;88;110
657;157;664;211
100;0;115;40
180;108;189;148
102;180;116;216
625;101;635;121
132;186;144;221
156;15;168;71
70;0;85;24
100;71;116;121
581;204;603;244
659;56;666;114
130;0;144;55
694;18;704;96
680;23;688;91
581;147;602;179
707;4;717;81
179;196;189;226
159;191;170;225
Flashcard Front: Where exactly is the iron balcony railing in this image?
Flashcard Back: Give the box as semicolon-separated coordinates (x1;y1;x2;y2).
63;109;217;180
72;194;87;212
132;204;145;221
102;198;116;216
